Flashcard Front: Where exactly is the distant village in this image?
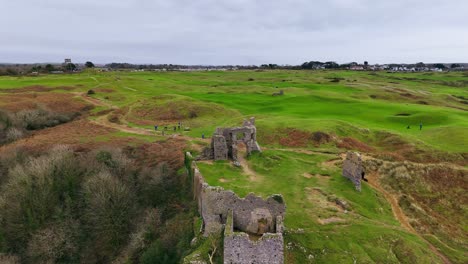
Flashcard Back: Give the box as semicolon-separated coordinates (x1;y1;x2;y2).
0;59;466;76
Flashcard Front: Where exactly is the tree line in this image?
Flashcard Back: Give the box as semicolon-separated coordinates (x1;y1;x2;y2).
0;61;95;76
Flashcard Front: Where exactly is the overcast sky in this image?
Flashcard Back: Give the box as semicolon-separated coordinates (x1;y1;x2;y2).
1;0;467;65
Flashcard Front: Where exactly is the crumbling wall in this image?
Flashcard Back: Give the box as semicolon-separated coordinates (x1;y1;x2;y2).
212;133;228;160
186;152;285;264
224;210;284;264
342;151;364;191
197;117;261;161
191;160;285;235
188;152;285;236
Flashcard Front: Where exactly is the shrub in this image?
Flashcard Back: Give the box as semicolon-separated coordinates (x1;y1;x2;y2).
107;113;121;123
15;109;74;130
0;145;193;263
0;111;21;144
26;220;80;263
96;151;114;167
0;254;20;264
140;240;176;264
188;110;198;119
119;208;162;262
95;149;133;178
0;147;28;186
5;128;23;142
0;146;80;251
83;171;136;258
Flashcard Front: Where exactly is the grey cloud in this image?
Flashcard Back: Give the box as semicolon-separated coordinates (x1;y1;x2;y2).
1;0;467;64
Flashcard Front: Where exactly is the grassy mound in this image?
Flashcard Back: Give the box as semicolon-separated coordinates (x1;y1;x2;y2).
130;94;235;122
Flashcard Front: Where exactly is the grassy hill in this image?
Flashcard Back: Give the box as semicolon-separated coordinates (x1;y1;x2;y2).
0;70;466;263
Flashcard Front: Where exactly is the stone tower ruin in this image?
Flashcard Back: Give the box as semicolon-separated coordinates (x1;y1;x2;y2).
342;151;364;191
200;117;262;161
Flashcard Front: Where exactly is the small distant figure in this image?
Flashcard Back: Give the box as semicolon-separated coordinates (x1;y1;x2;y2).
419;122;423;130
202;133;205;139
178;125;181;130
406;125;410;129
154;125;158;131
173;126;176;131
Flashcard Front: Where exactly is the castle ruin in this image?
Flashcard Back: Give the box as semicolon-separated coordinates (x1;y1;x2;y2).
342;151;364;191
185;152;285;264
199;117;261;161
224;210;284;264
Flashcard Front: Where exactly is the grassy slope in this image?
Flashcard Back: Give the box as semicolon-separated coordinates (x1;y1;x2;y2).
198;151;441;263
1;70;465;152
0;70;466;263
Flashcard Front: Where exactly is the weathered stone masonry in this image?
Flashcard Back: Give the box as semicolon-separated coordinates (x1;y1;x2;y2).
224;210;284;264
342;151;364;191
198;117;262;161
186;152;285;264
191;154;285;235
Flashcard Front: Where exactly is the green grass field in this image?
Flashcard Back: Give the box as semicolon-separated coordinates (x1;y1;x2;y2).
0;69;466;263
1;70;466;152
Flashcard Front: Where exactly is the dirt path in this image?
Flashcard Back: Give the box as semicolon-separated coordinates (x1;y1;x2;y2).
366;172;416;233
319;152;452;263
93;115;154;136
74;92;115;108
263;147;335;156
366;170;451;264
237;145;261;182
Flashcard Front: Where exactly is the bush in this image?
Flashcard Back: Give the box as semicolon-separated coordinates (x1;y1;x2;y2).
5;128;23;142
83;171;136;258
0;110;22;144
95;149;133;178
140;240;176;264
15;109;74;130
26;220;80;263
0;146;80;251
0;108;80;144
188;110;198;119
118;208;162;261
96;150;114;167
107;113;121;123
0;145;194;263
0;254;20;264
87;89;95;95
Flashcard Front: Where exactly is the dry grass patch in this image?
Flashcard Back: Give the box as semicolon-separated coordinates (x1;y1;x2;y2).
0;92;90;114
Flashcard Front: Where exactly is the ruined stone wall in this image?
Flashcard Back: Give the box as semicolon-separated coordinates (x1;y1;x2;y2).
198;117;262;162
186;152;285;264
224;210;284;264
212;134;228;160
342;151;364;191
188;152;286;236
